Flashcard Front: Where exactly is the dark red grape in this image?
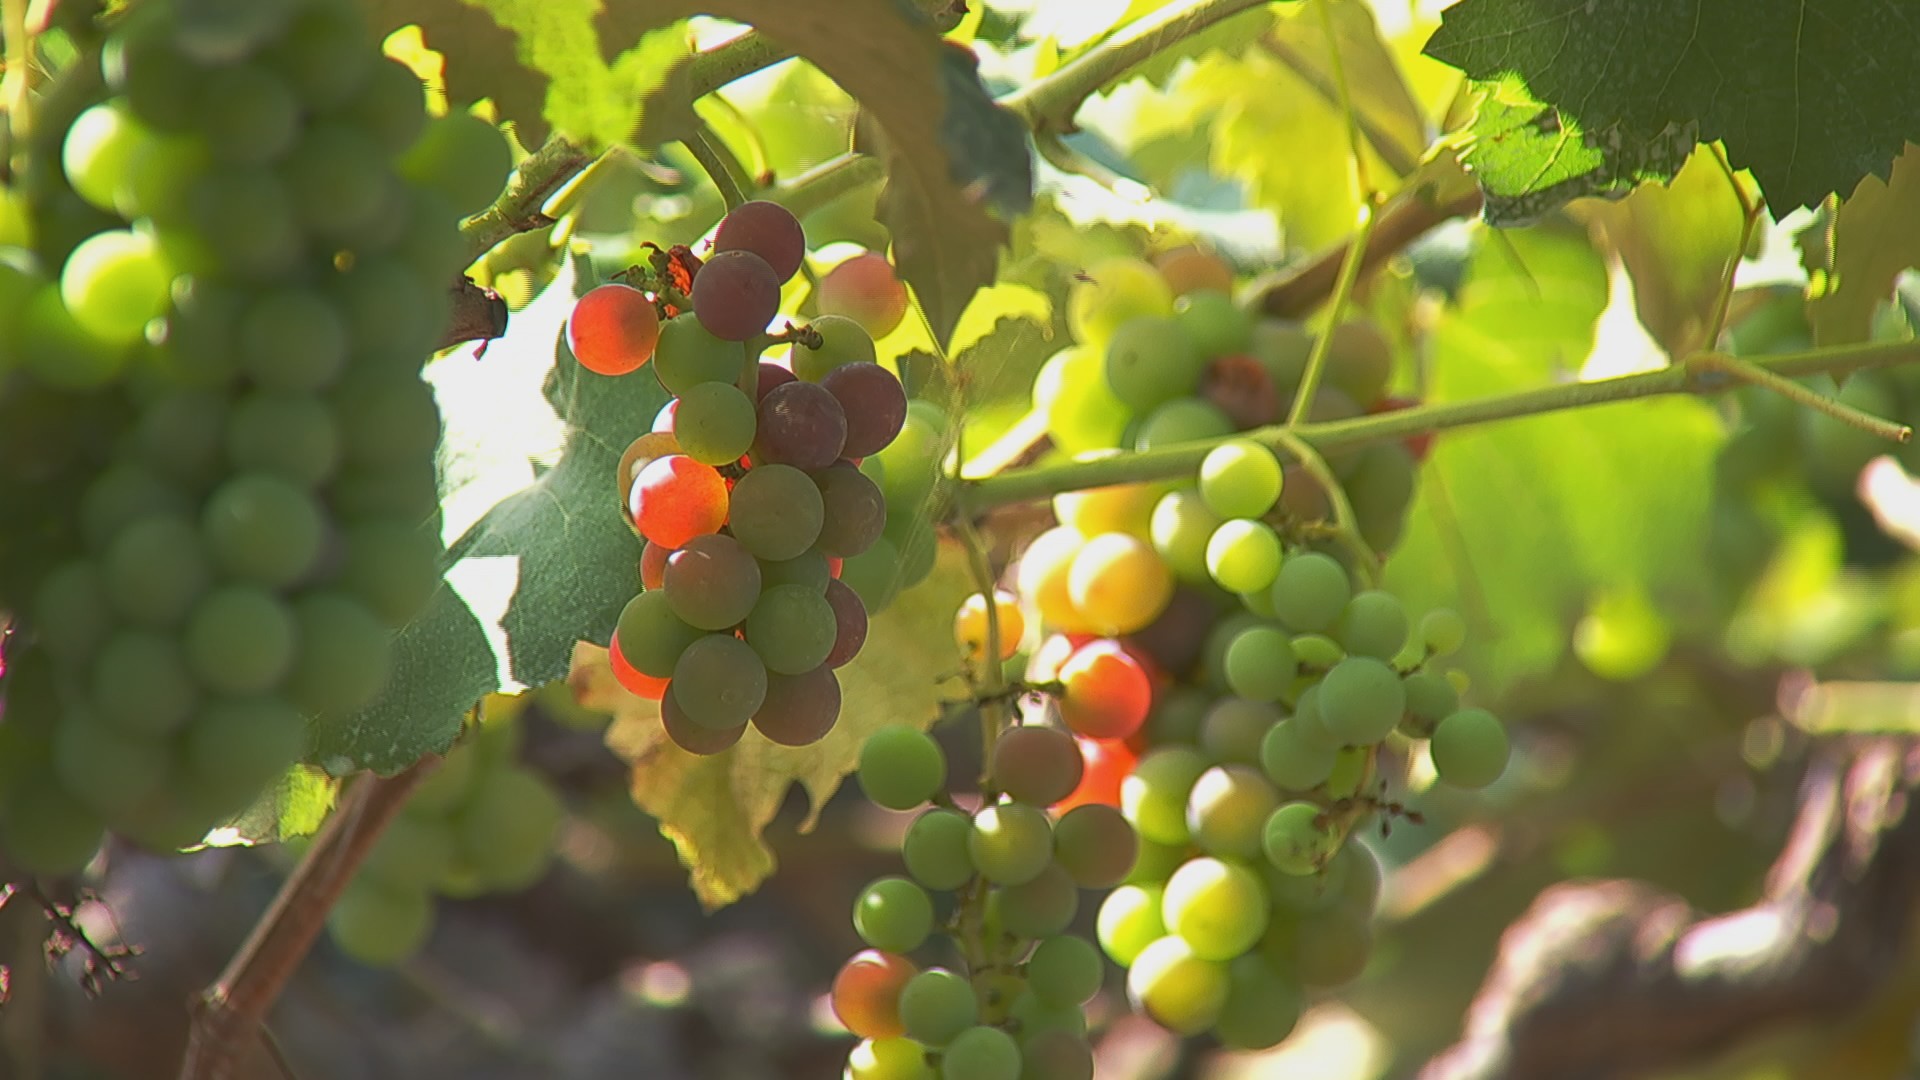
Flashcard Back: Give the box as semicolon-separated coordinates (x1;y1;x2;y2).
662;684;748;754
990;725;1084;806
821;362;907;458
751;665;841;746
755;380;848;471
712;200;805;282
691;249;780;341
757;361;797;401
824;578;868;668
663;533;763;630
1124;587;1222;679
812;462;887;558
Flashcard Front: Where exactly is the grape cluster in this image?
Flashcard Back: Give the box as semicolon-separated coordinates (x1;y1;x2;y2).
573;201;937;754
0;0;508;874
832;721;1126;1079
327;696;564;966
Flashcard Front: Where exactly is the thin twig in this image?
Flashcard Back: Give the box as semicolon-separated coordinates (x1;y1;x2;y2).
680;114;749;211
1691;352;1911;443
1267;428;1381;586
1701;144;1765;351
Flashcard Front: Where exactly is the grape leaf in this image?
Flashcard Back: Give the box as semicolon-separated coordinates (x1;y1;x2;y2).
591;543;974;910
1424;0;1920;219
1385;223;1721;692
310;258;665;774
1260;0;1427;178
1805;143;1920;346
210;767;338;845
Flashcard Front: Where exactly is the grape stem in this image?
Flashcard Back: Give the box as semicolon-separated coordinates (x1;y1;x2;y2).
460;135;596;265
680;115;750;212
175;758;439;1080
1267;428;1381;587
0;0;32;143
1691;352;1912;443
962;339;1920;508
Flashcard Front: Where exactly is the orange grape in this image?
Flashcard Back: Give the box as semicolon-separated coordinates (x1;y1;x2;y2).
832;949;919;1039
567;283;660;376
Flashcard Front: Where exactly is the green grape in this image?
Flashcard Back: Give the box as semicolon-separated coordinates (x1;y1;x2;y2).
859;726;946;810
903;807;975;889
1291;633;1344;671
1173;290;1252;358
457;765;565;889
1026;934;1102;1008
1214;955;1303;1051
327;878;433;967
1205;519;1281;594
1122;746;1209;845
1337;590;1408;661
1103;316;1202;413
1147;685;1210;745
331;370;440;465
1134;398;1232;449
855;876;936;953
1401;670;1459;733
1009;988;1088;1042
360;811;456;893
652;313;741;391
202;472;324;587
899;969;979;1046
1200;610;1269;693
1095;884;1165;966
1034;345;1128;454
133;389;230;485
105;513;211;626
790;313;876;381
63;102;152;213
1124;836;1189;886
670;634;767;728
121;131;208;222
1270;552;1351;633
848;1038;934;1080
727;464;826;561
873;412;941;514
894;523;938;593
1421;607;1467;655
1185;765;1280;860
1149;489;1221;583
183;166;304;277
398;111;511;216
1199;440;1283;519
183;585;296;695
672;380;757;465
1051;803;1137;889
1285;684;1345;752
993;862;1078;939
1317;657;1406;745
743;584;837;674
614;590;703;677
968;802;1053;886
410;744;479;813
1259;718;1337;790
281;122;391;242
54;710;167;822
183;696;307;815
331;256;438;363
19;285;127;389
32;561;111;665
1126;935;1228;1036
238;288;349;392
662;533;763;631
1429;707;1510;789
0;778;106;876
1347;442;1416;552
758;550;831;593
1161;856;1268;960
337;519;441;628
1223;625;1296;702
1198;697;1278;765
940;1026;1020;1080
1262;903;1373;987
1068;256;1173;345
284;593;392;718
1262;802;1338;876
343;55;429;154
1017;1028;1093;1080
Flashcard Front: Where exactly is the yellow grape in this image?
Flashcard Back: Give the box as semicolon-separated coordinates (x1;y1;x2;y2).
954;590;1025;663
1066;533;1172;635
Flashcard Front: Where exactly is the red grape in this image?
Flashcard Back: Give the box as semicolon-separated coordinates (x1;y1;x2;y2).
757;360;797;401
823;578;868;668
751;664;841;746
755;380;848;470
639;541;669;590
1053;737;1137;813
712;200;805;282
818;252;908;338
608;637;668;700
663;533;763;631
990;725;1083;806
691;249;780;341
567;282;660;375
661;684;746;754
821;362;907;458
831;949;918;1039
628;454;729;548
812;462;886;558
1059;641;1152;740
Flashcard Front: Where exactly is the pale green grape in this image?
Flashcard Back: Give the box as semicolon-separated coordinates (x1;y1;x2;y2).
1161;856;1268;960
1205;520;1281;594
1126;935;1228;1035
1429;707;1510;789
1199;440;1283;519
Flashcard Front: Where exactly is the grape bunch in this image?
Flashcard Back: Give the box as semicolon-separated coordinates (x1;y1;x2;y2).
831;717;1131;1080
326;695;564;966
0;0;509;874
569;200;939;754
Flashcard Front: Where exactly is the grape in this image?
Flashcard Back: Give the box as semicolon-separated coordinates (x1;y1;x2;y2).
1200;440;1283;519
651;312;742;392
124;130;208;222
328;878;433;967
280;123;389;241
60;230;171;346
1053;480;1161;538
1135;398;1233;450
1048;807;1132;892
1401;670;1458;732
727;463;825;560
1065;533;1173;636
105;513;211;626
614;590;703;677
1262;802;1338;875
1096;883;1165;965
1016;1029;1092;1080
751;665;840;746
1223;625;1296;702
1341;840;1384;915
743;584;837;674
1186;765;1280;860
609;639;669;700
954;590;1025;664
662;533;762;630
1291;633;1344;671
192;59;300;163
1057;641;1151;740
0;778;105;876
227;390;340;486
873;407;942;513
899;969;978;1046
455;766;563;890
855;876;936;952
1162;855;1268;962
1338;590;1408;660
848;1038;933;1080
284;593;392;717
818;252;909;338
824;578;870;667
329;257;440;364
1205;519;1281;594
841;535;902;612
1068;257;1173;345
968;802;1052;886
1026;934;1102;1008
1034;345;1129;454
629;454;729;549
566;283;660;376
670;634;767;729
1104;316;1202;412
818;363;910;461
63;102;150;213
941;1026;1019;1080
712;200;805;282
184;586;296;695
1126;935;1228;1035
54;712;167;822
990;725;1082;806
859;726;946;810
1122;746;1209;846
1148;490;1223;583
329;372;440;468
833;950;919;1039
1347;442;1417;551
32;561;111;665
667;381;754;465
1172;288;1251;356
1260;718;1337;790
1429;707;1510;788
811;463;886;558
361;811;455;894
1215;955;1302;1051
1421;607;1467;655
1317;657;1406;745
202;472;324;587
1128;593;1218;683
1264;903;1373;987
789;313;876;381
903;807;974;889
993;861;1078;938
184;697;306;816
182;166;303;277
1156;245;1235;298
1198;697;1278;765
660;688;747;754
755;380;849;470
757;549;828;593
398;111;511;215
691;249;780;341
1270;552;1351;633
342;55;429;153
19;285;127;389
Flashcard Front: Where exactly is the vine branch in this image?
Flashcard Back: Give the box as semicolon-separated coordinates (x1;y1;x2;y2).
459;135;595;264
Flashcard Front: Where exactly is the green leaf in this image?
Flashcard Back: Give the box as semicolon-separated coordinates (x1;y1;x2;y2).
1806;143;1920;347
595;543;974;910
950;281;1053;362
1424;0;1920;217
210;767;339;846
311;257;665;774
1261;0;1427;178
1385;223;1722;692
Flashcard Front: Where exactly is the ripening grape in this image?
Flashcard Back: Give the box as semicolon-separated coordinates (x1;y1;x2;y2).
954;590;1024;664
813;463;887;559
833;950;919;1039
727;463;826;561
993;861;1079;939
629;454;729;548
968;802;1053;886
1197;697;1276;766
989;725;1082;806
1015;526;1096;633
859;726;946;810
1155;244;1234;298
1053;736;1134;814
712;200;805;282
1429;707;1510;788
743;584;837;674
822;361;907;459
691;249;780;341
670;380;757;465
1127;935;1229;1036
614;589;702;678
750;665;840;746
1186;764;1280;860
670;634;767;729
1068;256;1173;345
1199;440;1283;519
899;968;979;1046
663;532;762;630
660;687;746;753
755;380;849;471
566;282;660;376
1057;641;1152;741
818;252;909;338
824;579;870;667
1033;345;1129;454
1263;801;1338;875
1067;532;1173;635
